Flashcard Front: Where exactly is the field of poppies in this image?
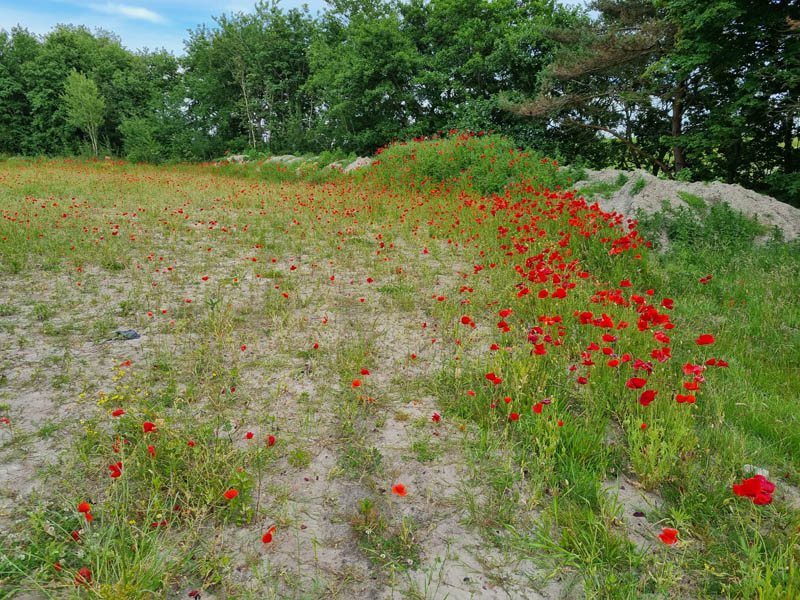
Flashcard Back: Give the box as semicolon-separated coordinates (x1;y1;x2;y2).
1;131;799;599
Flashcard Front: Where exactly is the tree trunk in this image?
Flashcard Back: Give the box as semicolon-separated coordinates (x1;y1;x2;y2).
672;79;687;174
784;115;795;174
88;123;98;156
240;73;256;149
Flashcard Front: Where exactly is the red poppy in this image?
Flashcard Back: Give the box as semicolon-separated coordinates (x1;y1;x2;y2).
262;526;276;543
625;378;647;389
509;412;520;421
533;403;543;414
392;484;407;496
241;345;247;351
675;394;696;404
268;435;276;446
733;475;775;505
432;413;441;423
351;379;361;388
143;422;157;433
111;409;124;417
245;432;254;440
108;462;122;477
696;334;715;345
147;445;156;457
639;390;657;406
224;489;239;500
360;368;370;375
187;440;195;447
78;501;91;513
658;528;678;545
75;567;92;585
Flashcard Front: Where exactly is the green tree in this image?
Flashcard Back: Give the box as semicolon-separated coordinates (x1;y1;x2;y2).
62;69;105;156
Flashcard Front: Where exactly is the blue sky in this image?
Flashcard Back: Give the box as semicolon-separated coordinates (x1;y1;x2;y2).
1;0;586;56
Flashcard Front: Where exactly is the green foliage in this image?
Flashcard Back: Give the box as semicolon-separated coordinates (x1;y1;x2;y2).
119;117;160;163
677;190;706;212
631;177;646;195
637;201;769;250
62;69;105;156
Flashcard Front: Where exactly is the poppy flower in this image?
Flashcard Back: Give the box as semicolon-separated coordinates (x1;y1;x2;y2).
392;484;407;496
533;403;543;414
78;502;91;513
658;528;678;545
360;368;370;375
675;394;695;404
111;409;124;417
187;440;195;447
733;475;775;505
75;567;92;585
431;413;441;423
625;378;647;389
262;526;276;543
695;334;715;345
351;379;361;388
268;435;276;446
147;445;156;457
223;489;239;500
241;345;247;351
143;422;156;433
108;462;122;477
509;412;520;421
639;390;657;406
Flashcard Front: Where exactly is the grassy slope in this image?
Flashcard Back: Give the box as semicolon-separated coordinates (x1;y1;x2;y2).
0;133;798;599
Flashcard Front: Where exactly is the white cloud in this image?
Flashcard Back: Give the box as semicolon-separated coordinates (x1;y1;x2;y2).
90;2;167;23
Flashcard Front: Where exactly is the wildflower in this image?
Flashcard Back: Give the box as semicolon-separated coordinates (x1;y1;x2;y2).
142;421;156;433
658;528;678;545
75;567;92;585
733;475;775;505
392;484;407;496
625;378;647;389
431;413;441;423
639;390;657;406
262;526;276;543
223;489;239;500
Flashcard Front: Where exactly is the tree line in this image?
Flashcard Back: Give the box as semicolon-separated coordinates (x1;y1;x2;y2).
1;0;797;203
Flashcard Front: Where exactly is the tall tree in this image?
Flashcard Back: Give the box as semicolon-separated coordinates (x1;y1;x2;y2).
62;69;105;156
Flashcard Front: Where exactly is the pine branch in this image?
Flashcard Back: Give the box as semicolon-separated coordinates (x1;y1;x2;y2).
561;117;673;176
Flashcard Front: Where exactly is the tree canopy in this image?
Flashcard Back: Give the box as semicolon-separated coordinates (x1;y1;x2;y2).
0;0;797;203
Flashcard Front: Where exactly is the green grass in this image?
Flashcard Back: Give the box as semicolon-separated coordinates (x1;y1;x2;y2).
0;132;798;599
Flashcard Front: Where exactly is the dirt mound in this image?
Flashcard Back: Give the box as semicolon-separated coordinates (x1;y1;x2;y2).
579;168;800;242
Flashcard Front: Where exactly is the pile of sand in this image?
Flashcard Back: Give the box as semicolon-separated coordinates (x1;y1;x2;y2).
577;168;800;242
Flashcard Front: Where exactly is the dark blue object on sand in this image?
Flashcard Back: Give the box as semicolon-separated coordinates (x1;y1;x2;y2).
113;329;141;340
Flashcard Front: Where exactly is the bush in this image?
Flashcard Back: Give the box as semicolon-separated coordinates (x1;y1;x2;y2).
120;117;161;163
